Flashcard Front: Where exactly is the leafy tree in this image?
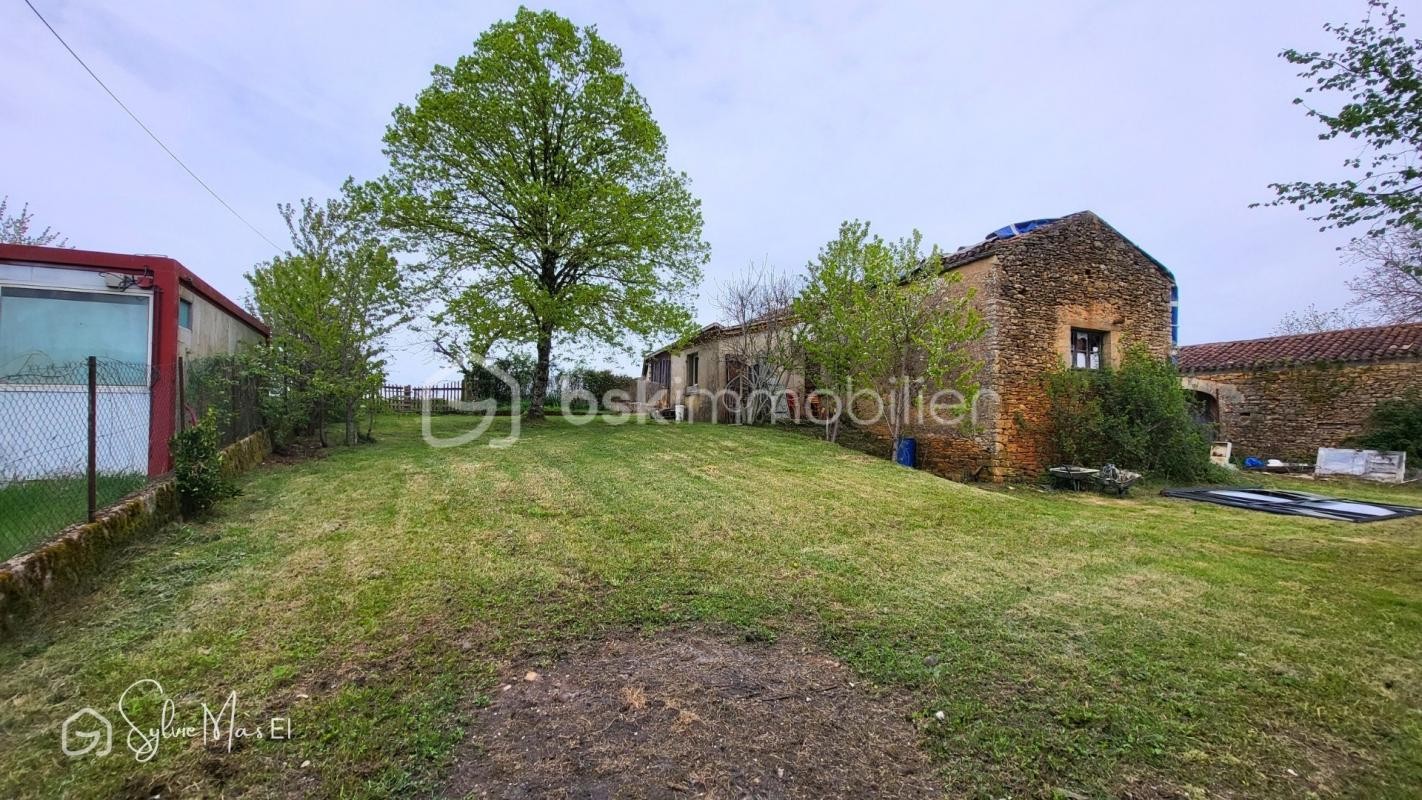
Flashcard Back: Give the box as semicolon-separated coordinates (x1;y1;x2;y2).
1353;394;1422;460
856;229;986;446
377;7;708;420
247;187;410;446
794;221;986;444
464;350;537;406
794;222;876;442
0;196;68;246
1263;1;1422;235
556;366;636;409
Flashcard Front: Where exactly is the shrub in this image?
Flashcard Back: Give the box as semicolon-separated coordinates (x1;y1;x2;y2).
564;368;637;408
1043;345;1214;482
1043;366;1105;467
171;411;238;517
1352;395;1422;461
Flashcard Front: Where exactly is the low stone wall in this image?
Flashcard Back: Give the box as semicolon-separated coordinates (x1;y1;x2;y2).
0;430;272;628
221;429;271;478
1184;360;1422;461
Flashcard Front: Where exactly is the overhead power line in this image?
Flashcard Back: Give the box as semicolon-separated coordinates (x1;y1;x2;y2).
22;0;282;251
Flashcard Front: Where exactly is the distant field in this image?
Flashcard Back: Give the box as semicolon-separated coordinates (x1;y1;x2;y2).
0;415;1417;798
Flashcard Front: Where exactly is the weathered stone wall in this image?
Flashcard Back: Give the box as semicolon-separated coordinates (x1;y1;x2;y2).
1183;359;1422;460
845;214;1175;480
0;429;272;629
987;214;1175;478
220;429;272;478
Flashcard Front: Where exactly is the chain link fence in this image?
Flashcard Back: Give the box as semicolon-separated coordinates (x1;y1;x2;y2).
181;355;262;447
0;357;156;560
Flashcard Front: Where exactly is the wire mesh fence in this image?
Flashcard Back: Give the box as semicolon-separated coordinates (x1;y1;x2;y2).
0;357;155;560
181;355;262;447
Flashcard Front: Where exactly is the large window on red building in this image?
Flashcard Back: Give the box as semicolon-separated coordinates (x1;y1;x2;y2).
0;286;150;384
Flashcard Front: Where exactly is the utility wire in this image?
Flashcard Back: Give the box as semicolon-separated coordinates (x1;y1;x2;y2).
22;0;282;251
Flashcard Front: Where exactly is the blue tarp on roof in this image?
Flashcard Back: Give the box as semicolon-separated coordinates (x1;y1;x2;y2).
986;218;1059;240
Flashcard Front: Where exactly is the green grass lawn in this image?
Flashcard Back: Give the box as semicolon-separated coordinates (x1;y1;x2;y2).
0;415;1418;798
0;473;148;560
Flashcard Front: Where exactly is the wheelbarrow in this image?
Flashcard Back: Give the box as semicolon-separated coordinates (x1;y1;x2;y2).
1048;465;1098;491
1095;463;1141;497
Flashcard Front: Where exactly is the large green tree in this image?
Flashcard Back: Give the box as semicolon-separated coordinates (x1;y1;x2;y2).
1264;1;1422;235
378;7;708;419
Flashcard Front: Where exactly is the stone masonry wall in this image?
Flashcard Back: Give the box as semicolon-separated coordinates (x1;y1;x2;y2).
989;214;1175;478
1183;359;1422;461
848;213;1175;481
0;429;272;629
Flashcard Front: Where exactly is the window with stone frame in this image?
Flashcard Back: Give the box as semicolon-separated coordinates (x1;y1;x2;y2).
1070;328;1107;370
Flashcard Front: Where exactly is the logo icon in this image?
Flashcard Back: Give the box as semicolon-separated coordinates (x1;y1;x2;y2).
62;707;112;757
420;363;521;449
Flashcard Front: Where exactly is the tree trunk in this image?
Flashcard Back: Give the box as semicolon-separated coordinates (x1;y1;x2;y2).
344;398;358;446
526;324;554;421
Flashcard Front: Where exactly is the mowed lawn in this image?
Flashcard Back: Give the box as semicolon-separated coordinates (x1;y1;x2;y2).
0;414;1419;798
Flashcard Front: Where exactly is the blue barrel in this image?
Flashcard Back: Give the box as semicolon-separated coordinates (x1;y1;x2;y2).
894;436;917;468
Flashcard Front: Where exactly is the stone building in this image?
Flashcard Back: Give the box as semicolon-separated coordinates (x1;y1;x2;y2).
1179;323;1422;461
643;211;1178;480
641;318;808;424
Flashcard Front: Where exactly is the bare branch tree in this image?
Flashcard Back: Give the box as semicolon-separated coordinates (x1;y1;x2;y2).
1345;228;1422;323
0;196;69;247
1274;303;1372;335
715;263;800;425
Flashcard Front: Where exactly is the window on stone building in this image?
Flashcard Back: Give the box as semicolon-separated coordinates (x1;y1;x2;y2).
647;353;671;386
1070;328;1106;369
686;352;699;386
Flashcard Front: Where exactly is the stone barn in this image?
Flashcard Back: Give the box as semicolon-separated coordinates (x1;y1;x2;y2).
1179;323;1422;461
643;211;1178;481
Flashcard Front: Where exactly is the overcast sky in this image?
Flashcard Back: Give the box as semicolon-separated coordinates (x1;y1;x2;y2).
0;0;1396;381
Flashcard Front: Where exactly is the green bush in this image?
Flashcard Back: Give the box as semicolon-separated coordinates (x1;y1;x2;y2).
1043;345;1214;481
558;368;637;409
1353;395;1422;461
171;411;238;517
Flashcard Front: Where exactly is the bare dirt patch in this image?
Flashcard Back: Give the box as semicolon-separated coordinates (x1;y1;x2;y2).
443;627;941;799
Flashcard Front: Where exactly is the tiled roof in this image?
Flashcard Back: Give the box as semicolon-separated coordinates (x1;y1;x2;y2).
1178;322;1422;372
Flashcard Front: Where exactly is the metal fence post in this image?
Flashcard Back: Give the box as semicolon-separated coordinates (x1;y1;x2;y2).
229;361;240;444
87;355;97;522
177;356;186;433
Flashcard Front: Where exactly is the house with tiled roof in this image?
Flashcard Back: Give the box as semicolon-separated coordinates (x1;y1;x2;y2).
1180;323;1422;460
642;211;1178;480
